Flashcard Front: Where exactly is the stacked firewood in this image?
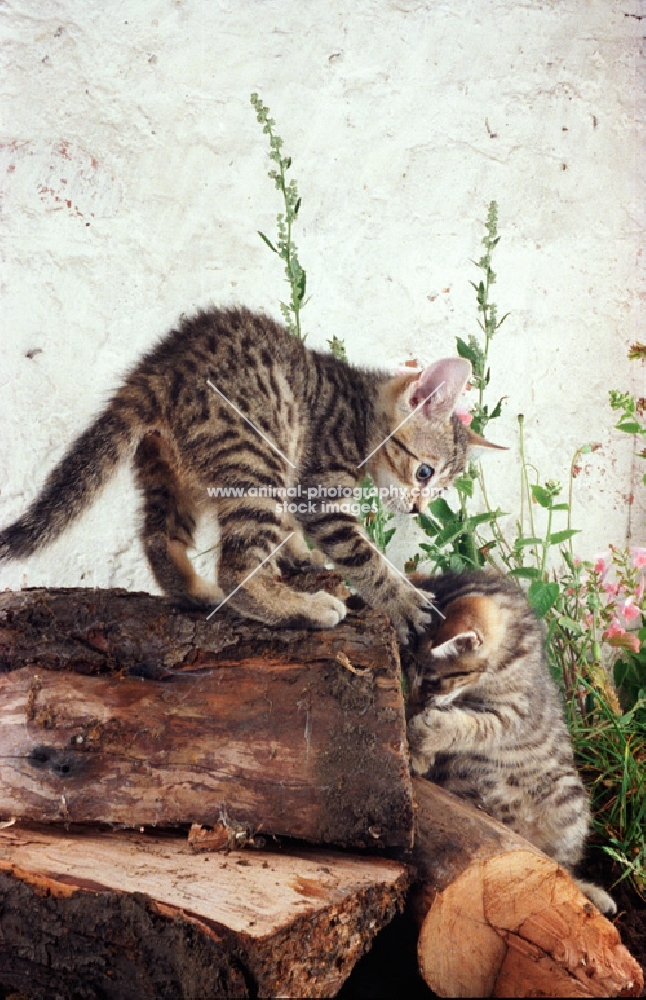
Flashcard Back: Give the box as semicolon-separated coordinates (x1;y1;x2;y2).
0;578;642;998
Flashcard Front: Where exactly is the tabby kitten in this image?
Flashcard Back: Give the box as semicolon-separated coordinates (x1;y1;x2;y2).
406;571;616;914
0;306;498;642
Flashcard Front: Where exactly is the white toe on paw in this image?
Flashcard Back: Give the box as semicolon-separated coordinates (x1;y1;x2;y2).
311;591;347;628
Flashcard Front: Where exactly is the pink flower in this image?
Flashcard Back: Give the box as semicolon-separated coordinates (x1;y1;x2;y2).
619;597;641;623
632;547;646;568
593;552;611;576
454;408;473;426
603;620;625;640
606;631;641;654
626;633;641;653
636;575;644;603
603;582;619;598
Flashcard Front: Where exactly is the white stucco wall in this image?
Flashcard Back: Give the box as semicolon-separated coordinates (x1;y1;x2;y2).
1;0;644;596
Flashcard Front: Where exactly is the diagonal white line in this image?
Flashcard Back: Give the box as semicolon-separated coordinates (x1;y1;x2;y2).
206;532;295;620
356;381;446;469
207;380;297;469
361;534;445;620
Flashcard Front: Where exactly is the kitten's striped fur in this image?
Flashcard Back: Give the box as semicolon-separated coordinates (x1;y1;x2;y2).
406;571;616;915
0;306;492;642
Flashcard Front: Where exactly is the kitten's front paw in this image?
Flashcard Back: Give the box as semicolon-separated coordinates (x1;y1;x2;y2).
387;586;437;645
407;713;438;775
407;708;450;770
307;591;347;628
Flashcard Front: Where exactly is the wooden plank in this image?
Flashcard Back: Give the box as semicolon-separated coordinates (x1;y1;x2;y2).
0;824;409;999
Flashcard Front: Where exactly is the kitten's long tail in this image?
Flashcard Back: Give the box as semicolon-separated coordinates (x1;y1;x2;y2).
0;401;138;561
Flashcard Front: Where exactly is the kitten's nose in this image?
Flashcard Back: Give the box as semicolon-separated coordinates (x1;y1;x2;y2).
411;502;420;515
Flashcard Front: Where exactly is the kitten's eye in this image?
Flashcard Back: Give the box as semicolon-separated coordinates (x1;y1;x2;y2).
416;463;435;482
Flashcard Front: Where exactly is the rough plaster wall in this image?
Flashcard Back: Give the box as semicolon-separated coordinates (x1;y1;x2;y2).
0;0;644;596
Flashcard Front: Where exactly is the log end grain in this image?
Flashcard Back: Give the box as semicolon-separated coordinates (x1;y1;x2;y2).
411;779;643;999
419;850;642;997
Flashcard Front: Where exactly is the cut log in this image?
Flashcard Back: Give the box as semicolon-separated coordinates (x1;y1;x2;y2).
0;823;409;999
0;582;413;849
410;778;643;998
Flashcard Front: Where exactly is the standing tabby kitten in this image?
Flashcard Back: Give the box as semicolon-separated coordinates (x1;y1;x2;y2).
406;571;616;915
0;306;499;642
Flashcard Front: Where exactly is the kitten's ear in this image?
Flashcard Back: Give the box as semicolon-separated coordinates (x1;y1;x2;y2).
465;427;508;452
409;358;472;416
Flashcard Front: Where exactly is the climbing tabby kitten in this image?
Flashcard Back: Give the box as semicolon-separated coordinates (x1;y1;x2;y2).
0;306;498;642
406;571;616;914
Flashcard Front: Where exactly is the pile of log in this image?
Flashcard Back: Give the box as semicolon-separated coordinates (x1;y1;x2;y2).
0;580;642;998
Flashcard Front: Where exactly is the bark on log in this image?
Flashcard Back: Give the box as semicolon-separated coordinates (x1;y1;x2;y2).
410;778;643;999
0;823;409;999
0;583;413;849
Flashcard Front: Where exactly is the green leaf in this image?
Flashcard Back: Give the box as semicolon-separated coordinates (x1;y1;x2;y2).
258;231;277;253
428;497;457;525
383;528;396;549
547;529;580;545
418;512;441;535
557;616;583;633
531;485;552;508
550;503;570;511
434;521;468;547
456;337;479;365
508;566;541;579
297;268;307;301
616;420;642;434
454;475;474;497
528;580;560;617
514;537;542;548
466;510;507;529
489;396;507;420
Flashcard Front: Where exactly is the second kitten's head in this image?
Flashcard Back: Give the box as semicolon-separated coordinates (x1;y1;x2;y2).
370;358;504;514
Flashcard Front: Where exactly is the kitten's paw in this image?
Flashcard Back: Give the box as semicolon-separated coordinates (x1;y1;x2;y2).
574;879;617;916
277;548;327;574
387;586;437;645
407;715;435;775
307;591;347;628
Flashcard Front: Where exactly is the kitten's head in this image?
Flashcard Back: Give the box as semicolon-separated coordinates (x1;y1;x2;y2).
370;358;504;514
406;579;494;710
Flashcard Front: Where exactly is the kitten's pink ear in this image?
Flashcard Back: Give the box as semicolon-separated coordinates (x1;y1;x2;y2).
409;358;472;416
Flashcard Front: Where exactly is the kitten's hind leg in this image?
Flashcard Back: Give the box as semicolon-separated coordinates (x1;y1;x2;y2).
134;433;221;606
215;497;345;628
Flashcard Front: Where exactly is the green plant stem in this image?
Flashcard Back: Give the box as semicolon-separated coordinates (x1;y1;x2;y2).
518;414;539;566
475;464;515;569
541;502;553;580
